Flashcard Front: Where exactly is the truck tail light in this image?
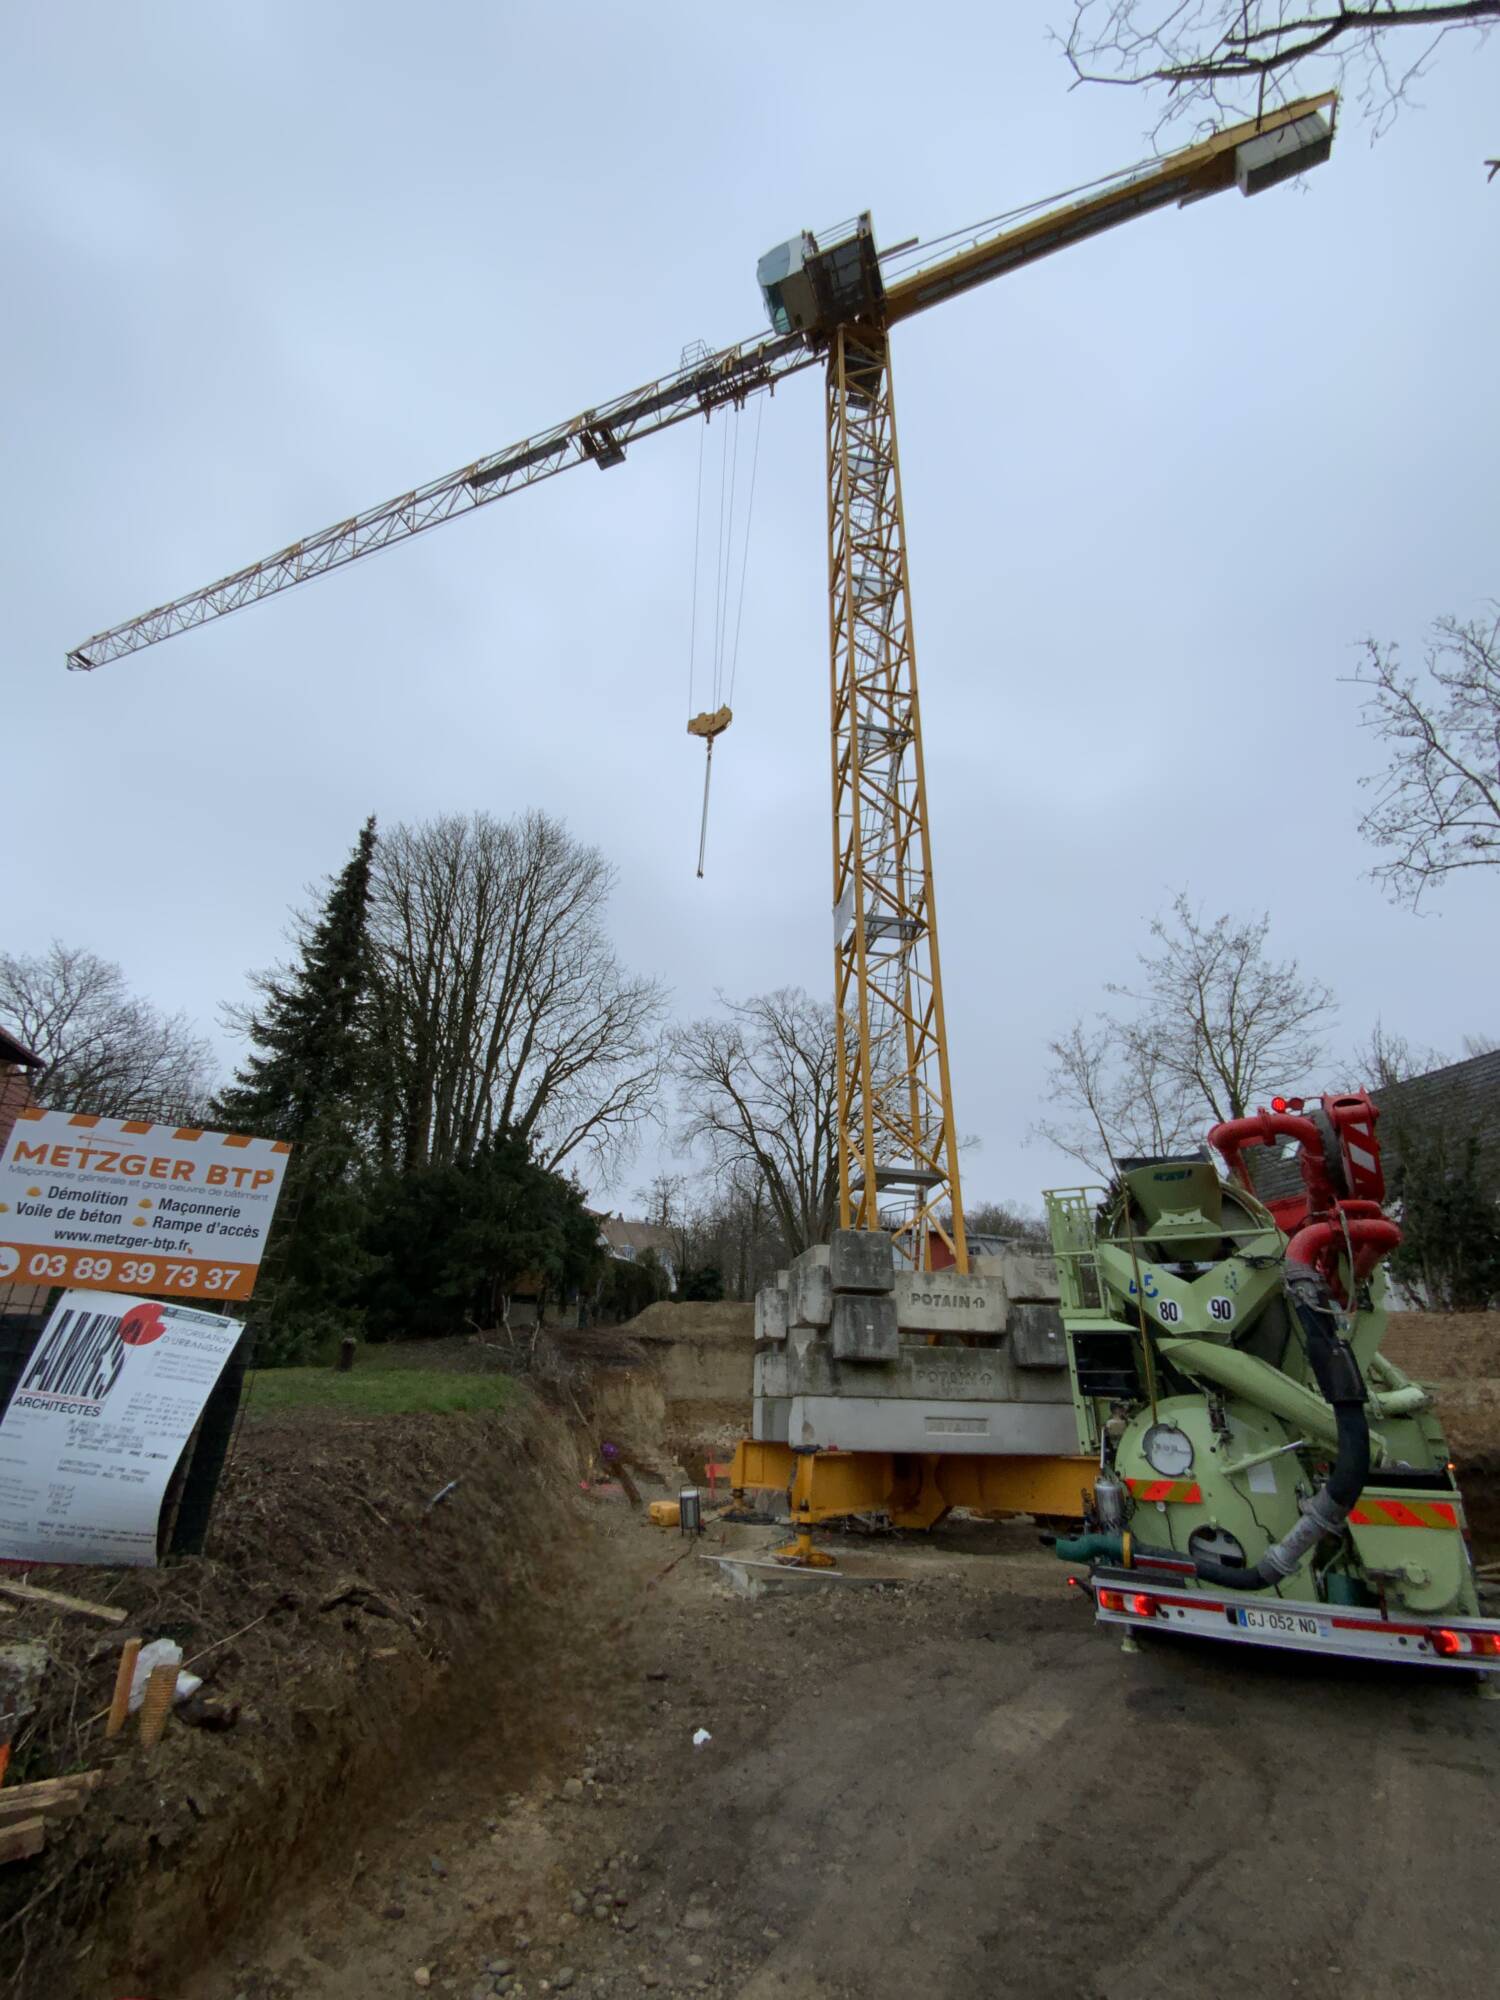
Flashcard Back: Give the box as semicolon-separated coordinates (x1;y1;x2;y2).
1128;1592;1160;1618
1097;1587;1125;1613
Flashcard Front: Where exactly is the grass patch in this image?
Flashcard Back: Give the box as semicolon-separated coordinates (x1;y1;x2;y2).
243;1367;517;1420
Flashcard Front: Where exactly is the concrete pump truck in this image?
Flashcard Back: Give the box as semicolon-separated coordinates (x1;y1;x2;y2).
1050;1093;1500;1679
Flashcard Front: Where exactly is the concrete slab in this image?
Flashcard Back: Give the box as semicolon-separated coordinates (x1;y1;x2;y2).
783;1393;1079;1456
701;1555;902;1598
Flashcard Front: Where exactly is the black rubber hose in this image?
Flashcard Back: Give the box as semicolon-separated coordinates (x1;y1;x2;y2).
1191;1266;1369;1593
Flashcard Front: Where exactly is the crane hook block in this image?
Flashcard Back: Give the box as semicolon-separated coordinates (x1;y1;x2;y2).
687;705;733;741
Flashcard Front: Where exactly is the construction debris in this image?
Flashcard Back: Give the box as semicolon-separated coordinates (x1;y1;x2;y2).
0;1816;44;1866
0;1771;102;1867
0;1579;125;1625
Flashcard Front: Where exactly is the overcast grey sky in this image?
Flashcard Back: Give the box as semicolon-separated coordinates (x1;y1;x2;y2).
5;5;1496;1212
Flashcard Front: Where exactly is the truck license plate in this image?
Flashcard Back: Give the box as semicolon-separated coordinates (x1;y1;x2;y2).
1236;1607;1322;1637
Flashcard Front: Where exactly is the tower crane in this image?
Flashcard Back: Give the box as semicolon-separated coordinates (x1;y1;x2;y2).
67;98;1336;1273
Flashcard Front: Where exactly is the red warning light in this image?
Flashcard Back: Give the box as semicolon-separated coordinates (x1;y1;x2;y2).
1097;1587;1125;1613
1288;1097;1305;1111
1128;1592;1159;1618
1431;1628;1465;1657
1271;1097;1288;1113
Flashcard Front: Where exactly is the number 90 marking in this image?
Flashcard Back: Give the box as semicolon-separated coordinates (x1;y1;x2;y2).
1208;1296;1236;1324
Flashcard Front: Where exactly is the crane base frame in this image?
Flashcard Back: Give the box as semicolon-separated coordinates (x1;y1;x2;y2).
729;1439;1092;1533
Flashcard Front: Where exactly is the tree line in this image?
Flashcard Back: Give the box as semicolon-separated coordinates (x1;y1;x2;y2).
5;614;1498;1348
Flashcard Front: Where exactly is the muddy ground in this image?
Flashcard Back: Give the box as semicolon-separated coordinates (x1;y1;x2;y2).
176;1509;1500;2000
6;1329;1500;2000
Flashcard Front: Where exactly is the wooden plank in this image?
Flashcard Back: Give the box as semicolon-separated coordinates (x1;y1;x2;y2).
0;1815;45;1865
0;1580;126;1625
0;1772;101;1826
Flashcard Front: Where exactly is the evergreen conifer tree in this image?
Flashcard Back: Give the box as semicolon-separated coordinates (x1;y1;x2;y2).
214;818;378;1359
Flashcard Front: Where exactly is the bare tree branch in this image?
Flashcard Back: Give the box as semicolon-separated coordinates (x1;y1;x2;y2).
1348;610;1500;907
669;988;839;1256
1034;894;1337;1171
1059;1;1497;135
0;943;215;1122
368;811;667;1177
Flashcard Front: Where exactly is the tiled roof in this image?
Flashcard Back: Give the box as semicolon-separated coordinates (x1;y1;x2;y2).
599;1217;677;1259
1248;1051;1500;1202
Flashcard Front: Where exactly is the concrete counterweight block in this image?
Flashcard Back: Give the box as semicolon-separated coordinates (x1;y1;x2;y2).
973;1246;1061;1302
790;1257;833;1330
893;1270;1006;1339
754;1285;789;1344
830;1291;900;1363
1009;1302;1067;1370
828;1228;895;1295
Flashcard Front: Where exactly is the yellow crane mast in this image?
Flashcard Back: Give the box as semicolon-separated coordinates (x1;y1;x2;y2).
66;98;1336;1270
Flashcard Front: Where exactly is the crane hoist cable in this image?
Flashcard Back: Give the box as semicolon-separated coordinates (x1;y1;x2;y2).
686;393;763;876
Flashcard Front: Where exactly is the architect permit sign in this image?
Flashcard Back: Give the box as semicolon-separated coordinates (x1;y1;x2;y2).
0;1109;291;1302
0;1290;243;1566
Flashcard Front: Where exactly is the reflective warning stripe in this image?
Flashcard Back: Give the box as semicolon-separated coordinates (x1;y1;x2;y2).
14;1107;290;1153
1126;1478;1203;1504
1349;1498;1460;1531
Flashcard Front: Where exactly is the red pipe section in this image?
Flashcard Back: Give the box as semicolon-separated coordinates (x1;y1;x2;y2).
1208;1092;1400;1307
1285;1211;1402;1298
1207;1108;1339;1211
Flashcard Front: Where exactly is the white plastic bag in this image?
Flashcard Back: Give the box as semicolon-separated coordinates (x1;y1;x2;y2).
127;1638;202;1713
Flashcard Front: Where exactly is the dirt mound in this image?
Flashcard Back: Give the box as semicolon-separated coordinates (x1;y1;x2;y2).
0;1388;600;2000
622;1301;754;1345
1384;1311;1500;1382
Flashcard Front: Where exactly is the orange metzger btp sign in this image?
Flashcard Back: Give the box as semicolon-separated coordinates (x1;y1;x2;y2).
0;1110;292;1302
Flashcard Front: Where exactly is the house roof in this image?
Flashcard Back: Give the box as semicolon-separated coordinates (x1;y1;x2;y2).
0;1027;42;1070
599;1216;677;1259
1248;1050;1500;1203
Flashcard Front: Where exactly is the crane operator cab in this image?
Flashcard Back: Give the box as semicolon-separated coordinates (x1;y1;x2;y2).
758;215;884;338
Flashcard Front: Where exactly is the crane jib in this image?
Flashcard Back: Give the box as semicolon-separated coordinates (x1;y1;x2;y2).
890;175;1191;317
66;329;816;669
64;93;1334;672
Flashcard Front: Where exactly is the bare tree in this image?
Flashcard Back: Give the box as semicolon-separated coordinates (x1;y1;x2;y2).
636;1166;792;1299
955;1199;1053;1248
1351;1018;1448;1088
0;943;214;1122
1035;1016;1200;1177
670;988;839;1257
1060;2;1498;136
1035;895;1337;1173
370;811;666;1175
1350;611;1500;907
